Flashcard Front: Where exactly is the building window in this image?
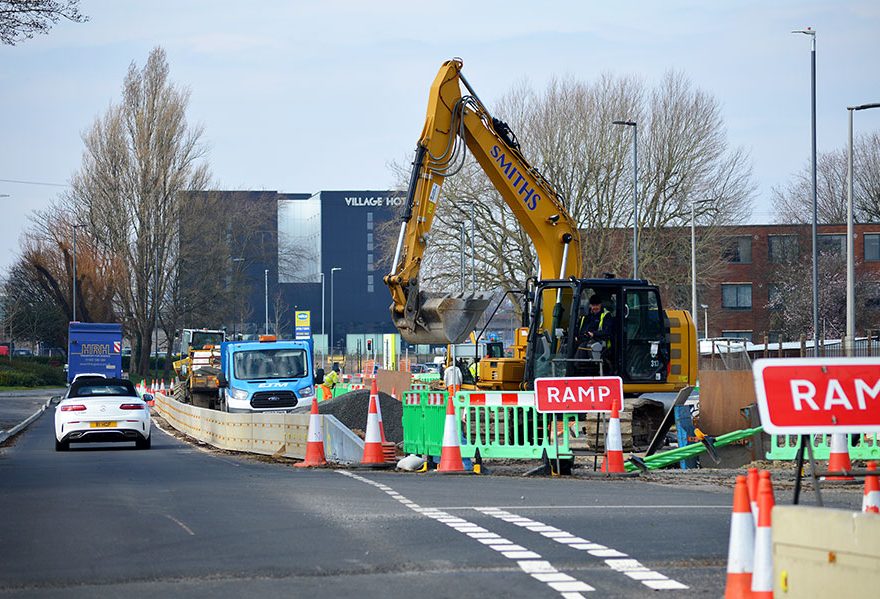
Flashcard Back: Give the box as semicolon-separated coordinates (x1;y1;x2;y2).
818;234;845;256
367;220;374;230
722;283;752;309
865;233;880;262
768;235;798;263
367;253;374;271
723;236;752;263
367;274;374;293
722;330;753;342
767;283;782;311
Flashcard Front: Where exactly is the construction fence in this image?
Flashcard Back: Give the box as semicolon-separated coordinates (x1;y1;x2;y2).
153;392;364;463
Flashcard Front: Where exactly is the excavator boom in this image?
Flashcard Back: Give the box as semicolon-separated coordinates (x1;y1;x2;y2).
385;59;581;344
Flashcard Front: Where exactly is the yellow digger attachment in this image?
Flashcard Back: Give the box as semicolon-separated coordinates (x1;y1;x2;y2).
392;291;492;345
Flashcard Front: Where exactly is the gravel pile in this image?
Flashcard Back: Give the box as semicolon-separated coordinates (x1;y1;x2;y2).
319;389;403;443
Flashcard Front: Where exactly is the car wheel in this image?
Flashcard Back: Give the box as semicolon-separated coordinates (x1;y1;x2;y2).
136;435;151;450
55;438;69;452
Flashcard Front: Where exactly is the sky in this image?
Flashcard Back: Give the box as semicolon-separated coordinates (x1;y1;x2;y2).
1;0;879;275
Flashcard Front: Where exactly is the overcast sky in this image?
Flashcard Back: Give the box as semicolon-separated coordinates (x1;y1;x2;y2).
2;0;879;274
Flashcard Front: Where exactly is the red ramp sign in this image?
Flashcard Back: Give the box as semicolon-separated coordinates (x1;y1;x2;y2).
534;376;623;413
753;358;880;434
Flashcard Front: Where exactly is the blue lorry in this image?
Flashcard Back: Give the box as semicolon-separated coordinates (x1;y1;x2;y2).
67;322;123;383
216;336;316;413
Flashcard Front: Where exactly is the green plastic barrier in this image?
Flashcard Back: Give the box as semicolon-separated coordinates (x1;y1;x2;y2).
624;426;764;472
402;389;575;460
413;373;440;383
765;432;880;460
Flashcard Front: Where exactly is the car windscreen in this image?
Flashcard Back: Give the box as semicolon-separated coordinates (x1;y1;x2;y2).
233;348;307;380
69;380;138;398
191;331;224;349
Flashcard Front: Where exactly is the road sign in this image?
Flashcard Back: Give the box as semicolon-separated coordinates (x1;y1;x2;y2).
294;310;311;340
534;376;623;414
753;358;880;434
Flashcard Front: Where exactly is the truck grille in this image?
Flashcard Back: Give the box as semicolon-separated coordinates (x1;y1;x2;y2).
250;390;298;409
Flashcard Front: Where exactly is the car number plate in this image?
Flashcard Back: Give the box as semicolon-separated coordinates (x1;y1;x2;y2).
90;421;117;428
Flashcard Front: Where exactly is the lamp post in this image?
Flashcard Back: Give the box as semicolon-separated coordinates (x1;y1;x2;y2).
700;304;709;339
330;267;341;356
264;269;269;335
792;27;819;355
690;199;712;339
320;272;325;361
71;223;86;322
613;120;639;278
846;102;880;355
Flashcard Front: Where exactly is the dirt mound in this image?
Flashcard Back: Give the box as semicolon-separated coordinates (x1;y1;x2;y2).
319;390;403;443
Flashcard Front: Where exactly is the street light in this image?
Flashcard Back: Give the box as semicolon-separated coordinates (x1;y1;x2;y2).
320;272;326;360
264;269;269;335
612;120;639;278
700;304;709;339
330;267;342;357
690;199;713;339
792;26;819;355
71;223;86;322
846;102;880;355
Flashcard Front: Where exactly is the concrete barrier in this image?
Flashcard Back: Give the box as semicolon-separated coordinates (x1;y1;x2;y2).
774;506;880;596
154;393;364;464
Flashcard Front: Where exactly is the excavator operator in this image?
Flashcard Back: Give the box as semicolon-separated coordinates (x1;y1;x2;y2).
575;294;615;375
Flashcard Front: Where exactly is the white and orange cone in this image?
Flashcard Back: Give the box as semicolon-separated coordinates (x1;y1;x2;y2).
747;467;760;525
724;475;755;598
370;379;387;443
360;393;385;465
751;471;775;599
438;396;465;472
170;379;175;394
295;397;327;468
602;396;625;473
160;379;166;394
824;433;854;481
863;461;880;513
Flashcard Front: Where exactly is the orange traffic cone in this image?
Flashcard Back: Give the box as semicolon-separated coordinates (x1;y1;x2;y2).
824;433;854;481
170;379;175;394
602;396;625;473
747;467;759;525
724;475;755;598
863;461;880;513
360;393;386;465
160;379;166;394
370;379;387;443
295;397;327;468
437;396;465;472
751;471;775;598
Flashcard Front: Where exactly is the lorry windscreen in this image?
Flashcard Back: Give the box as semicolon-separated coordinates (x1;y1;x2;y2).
234;349;307;380
191;332;224;349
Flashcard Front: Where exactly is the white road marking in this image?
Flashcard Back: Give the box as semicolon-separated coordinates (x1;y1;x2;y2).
164;514;195;536
437;504;728;511
336;471;595;595
478;508;689;592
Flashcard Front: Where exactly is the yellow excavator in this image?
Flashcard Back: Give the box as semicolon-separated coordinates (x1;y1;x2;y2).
385;60;697;419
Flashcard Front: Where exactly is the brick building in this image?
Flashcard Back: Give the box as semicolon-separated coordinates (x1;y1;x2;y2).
686;223;880;342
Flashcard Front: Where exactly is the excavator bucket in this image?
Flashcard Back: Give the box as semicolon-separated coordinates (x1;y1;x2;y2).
392;291;492;345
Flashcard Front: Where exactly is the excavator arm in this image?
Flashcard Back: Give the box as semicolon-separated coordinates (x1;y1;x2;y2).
385;59;582;344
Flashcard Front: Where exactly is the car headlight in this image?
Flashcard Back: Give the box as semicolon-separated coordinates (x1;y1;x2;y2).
299;386;314;398
228;387;249;401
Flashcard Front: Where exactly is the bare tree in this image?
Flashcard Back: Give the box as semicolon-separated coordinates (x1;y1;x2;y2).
773;132;880;224
62;47;210;376
766;250;880;339
387;71;754;312
0;0;86;45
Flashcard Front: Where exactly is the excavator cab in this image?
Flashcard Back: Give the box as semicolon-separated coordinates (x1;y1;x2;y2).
524;279;670;388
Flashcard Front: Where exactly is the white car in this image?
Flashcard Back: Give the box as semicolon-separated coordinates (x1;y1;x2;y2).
55;378;151;451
